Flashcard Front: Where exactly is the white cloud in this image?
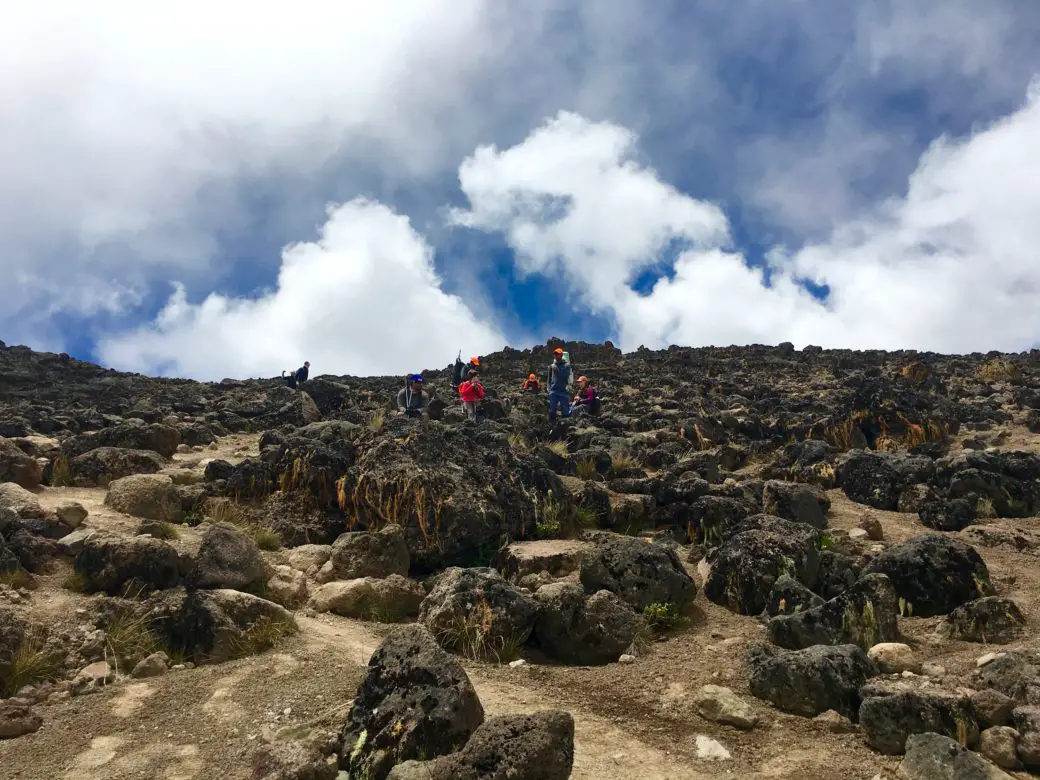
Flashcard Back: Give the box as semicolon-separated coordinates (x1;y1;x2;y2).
450;111;730;309
452;87;1040;353
96;199;505;380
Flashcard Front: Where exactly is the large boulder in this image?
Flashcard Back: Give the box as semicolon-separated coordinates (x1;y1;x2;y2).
0;437;42;489
61;422;180;458
532;583;644;665
103;474;184;522
387;710;575;780
162;589;297;664
419;568;541;659
898;732;1015;780
189;522;266;591
935;597;1027;644
0;483;47;519
703;516;820;616
74;535;181;595
858;681;980;755
761;480;828;529
338;624;485;780
969;652;1040;705
317;525;409;583
308;575;425;621
66;447;165;487
334;425;538;572
862;535;994;617
747;643;878;719
579;535;695;612
767;573;900;651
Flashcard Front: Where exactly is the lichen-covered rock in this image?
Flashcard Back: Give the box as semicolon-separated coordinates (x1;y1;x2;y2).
103;474;184;522
859;681;980;755
899;732;1015;780
386;710;575;780
934;597;1027;644
419;568;541;658
74;534;181;595
317;525;409;583
767;573;900;651
862;534;993;617
761;480;828;529
747;643;877;719
579;534;695;612
338;625;484;780
532;583;643;665
189;522;266;591
66;447;165;487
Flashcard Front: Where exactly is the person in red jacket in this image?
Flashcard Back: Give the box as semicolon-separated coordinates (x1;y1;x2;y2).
570;375;598;417
459;371;485;420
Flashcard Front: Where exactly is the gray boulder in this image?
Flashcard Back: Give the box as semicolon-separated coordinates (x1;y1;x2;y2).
318;525;409;582
898;732;1015;780
189;522;266;591
579;534;695;612
747;643;877;719
532;583;644;665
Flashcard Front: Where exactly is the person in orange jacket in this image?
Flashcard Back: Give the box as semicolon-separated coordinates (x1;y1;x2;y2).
522;373;541;393
459;370;485;420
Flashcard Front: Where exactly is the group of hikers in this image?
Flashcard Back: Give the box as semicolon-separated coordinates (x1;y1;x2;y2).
285;346;599;424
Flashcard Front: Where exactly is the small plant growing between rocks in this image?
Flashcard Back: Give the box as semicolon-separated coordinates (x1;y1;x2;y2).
103;609;161;673
642;602;687;634
62;571;90;593
610;451;640;472
251;527;282;551
508;432;530;452
433;598;524;663
1;626;63;697
979;357;1020;382
975;497;997;519
546;441;570;459
225;615;298;661
0;569;35;590
150;522;180;541
368;410;385;432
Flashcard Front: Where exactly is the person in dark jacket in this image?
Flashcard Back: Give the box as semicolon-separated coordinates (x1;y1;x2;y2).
284;361;310;389
397;374;427;417
546;348;571;422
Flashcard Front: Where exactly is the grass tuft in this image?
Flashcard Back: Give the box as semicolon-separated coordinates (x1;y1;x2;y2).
508;432;530;452
50;455;72;487
546;441;570;458
252;528;282;551
225;615;298;661
610;452;641;472
104;610;161;672
0;569;36;590
1;627;63;697
575;458;599;481
62;571;90;593
368;410;385;433
642;602;688;634
432;598;524;663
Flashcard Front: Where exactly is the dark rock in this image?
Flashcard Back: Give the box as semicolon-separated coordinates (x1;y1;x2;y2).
919;498;977;532
747;643;877;719
419;568;541;658
203;459;234;482
0;437;42;489
703;517;820;615
532;583;644;665
386;710;575;780
935;597;1026;644
767;573;900;651
859;682;980;755
972;689;1016;729
61;422;180;458
761;480;828;529
189;522;266;591
969;652;1040;705
862;534;994;617
320;525;409;582
898;732;1015;780
75;535;181;595
0;702;42;739
762;574;825;618
66;447;166;487
338;625;484;780
579;534;696;612
813;550;865;600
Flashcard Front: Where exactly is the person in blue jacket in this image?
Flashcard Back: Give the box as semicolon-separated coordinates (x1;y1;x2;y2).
546;348;571;422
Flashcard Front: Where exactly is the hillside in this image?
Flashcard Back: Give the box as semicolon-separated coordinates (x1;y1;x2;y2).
1;337;1039;779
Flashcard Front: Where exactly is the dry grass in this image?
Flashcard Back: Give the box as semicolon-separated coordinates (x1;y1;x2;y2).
546;441;570;458
575;458;600;481
1;627;63;697
368;410;385;432
150;522;180;540
0;568;36;590
225;615;298;661
50;455;72;487
62;571;90;593
508;432;530;452
432;599;524;663
610;451;641;472
104;610;161;672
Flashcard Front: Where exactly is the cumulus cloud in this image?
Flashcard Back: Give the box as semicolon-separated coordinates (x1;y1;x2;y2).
452;89;1040;353
96;199;505;380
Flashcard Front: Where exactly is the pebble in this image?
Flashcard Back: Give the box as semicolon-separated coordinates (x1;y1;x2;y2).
618;654;636;665
868;643;921;675
695;735;731;761
508;659;527;668
976;652;1004;668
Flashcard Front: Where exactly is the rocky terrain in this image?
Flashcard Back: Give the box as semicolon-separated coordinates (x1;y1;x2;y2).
1;336;1039;779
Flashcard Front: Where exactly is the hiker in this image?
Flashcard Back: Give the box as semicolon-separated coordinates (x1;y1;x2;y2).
570;375;599;417
522;373;541;393
546;347;571;422
397;373;427;417
283;361;310;389
458;370;485;421
451;354;481;396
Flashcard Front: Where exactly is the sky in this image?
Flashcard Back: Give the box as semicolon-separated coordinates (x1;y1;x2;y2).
3;0;1040;380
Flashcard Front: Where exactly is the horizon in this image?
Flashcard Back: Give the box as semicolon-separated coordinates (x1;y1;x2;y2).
3;2;1040;382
